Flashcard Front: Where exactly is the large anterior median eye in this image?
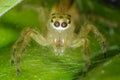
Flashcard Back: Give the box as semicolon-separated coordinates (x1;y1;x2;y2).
54;21;60;27
61;22;67;28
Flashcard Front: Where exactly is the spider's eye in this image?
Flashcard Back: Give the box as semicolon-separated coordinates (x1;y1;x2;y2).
51;19;53;22
61;22;67;28
68;20;71;24
54;21;60;27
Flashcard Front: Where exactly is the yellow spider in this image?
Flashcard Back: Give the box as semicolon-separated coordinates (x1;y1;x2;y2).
11;0;107;75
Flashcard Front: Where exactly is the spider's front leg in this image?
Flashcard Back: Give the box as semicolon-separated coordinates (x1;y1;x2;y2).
11;27;49;75
81;24;107;58
81;24;107;74
70;24;107;75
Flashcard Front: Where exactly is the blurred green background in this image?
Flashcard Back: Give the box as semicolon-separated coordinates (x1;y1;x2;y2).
0;0;120;80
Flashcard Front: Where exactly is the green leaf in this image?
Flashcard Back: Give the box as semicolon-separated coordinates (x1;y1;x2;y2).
0;25;19;48
0;0;23;17
0;0;120;80
78;53;120;80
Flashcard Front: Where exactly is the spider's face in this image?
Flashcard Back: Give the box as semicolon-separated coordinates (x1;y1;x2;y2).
50;13;71;32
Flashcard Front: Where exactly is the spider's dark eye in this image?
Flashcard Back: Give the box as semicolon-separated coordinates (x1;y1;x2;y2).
68;20;71;24
61;22;67;28
51;19;53;22
54;21;60;27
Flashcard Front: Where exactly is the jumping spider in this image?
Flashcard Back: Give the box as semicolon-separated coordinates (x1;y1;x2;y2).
11;0;107;75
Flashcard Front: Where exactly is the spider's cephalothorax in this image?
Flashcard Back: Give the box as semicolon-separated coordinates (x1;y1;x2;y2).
47;13;75;53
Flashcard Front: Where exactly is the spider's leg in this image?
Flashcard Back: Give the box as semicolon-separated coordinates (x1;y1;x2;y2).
11;27;49;75
88;24;107;58
70;24;107;76
80;24;107;59
11;28;31;66
80;24;107;75
82;38;90;76
70;37;90;76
